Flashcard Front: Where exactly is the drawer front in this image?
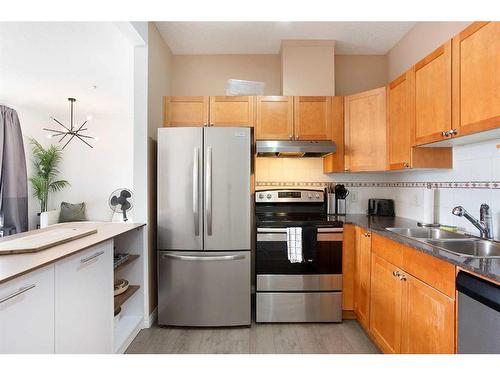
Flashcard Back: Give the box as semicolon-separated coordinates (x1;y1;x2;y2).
403;246;456;298
372;233;403;268
256;292;342;322
158;251;251;326
55;241;113;353
0;265;55;353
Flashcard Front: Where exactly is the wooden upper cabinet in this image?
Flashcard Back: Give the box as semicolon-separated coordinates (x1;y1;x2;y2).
452;22;500;137
209;96;255;127
163;96;209;127
388;71;414;169
401;274;455;354
370;254;404;354
354;229;372;331
345;87;387;172
255;96;293;140
388;71;453;170
414;41;452;145
323;96;345;173
294;96;332;140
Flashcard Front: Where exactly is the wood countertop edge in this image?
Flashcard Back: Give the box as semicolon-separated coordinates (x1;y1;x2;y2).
0;222;146;286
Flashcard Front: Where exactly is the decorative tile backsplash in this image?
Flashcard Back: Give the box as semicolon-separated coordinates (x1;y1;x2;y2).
255;138;500;238
256;181;500;189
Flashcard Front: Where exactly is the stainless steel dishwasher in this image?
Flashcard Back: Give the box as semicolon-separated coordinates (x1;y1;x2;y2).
456;271;500;354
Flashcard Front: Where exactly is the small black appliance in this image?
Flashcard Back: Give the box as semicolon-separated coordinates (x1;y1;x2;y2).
368;198;395;216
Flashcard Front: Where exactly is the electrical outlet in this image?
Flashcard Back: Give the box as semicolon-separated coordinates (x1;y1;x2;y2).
351;191;358;202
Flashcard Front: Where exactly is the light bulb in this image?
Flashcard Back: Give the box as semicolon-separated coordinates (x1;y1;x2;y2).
94;136;100;141
46;134;52;139
86;115;93;121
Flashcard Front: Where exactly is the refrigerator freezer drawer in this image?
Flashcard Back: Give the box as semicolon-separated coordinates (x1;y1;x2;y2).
158;250;251;327
256;292;342;323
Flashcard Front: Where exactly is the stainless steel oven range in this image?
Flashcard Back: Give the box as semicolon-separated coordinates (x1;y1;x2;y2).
255;189;343;323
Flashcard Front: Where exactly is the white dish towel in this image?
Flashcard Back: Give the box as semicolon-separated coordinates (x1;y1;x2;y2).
286;227;303;263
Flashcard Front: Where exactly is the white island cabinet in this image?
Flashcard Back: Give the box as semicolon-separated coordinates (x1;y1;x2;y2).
55;240;113;353
0;222;146;354
0;265;55;353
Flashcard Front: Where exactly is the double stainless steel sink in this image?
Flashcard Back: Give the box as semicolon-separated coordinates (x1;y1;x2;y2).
386;227;500;258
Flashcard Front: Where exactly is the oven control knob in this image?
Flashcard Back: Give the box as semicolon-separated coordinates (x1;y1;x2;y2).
308;194;313;199
315;193;320;199
258;193;264;199
266;194;272;199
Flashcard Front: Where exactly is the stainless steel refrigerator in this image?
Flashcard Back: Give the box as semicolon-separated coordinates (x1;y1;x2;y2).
157;127;251;327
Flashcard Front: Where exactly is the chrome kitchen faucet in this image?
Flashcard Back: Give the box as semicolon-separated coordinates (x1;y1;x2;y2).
452;204;493;240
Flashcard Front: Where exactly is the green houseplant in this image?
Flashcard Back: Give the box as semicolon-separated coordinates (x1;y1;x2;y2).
28;138;70;213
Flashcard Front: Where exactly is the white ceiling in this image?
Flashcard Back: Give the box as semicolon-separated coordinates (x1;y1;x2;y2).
155;22;416;55
0;22;134;117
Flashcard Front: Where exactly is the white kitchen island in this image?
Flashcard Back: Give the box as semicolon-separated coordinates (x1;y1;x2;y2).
0;222;147;354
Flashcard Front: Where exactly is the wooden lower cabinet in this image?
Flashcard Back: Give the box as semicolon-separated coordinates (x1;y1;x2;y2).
354;228;371;330
370;254;404;354
401;274;455;354
352;225;456;354
342;224;356;312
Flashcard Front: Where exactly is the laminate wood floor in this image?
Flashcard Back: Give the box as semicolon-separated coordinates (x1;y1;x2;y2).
125;320;380;354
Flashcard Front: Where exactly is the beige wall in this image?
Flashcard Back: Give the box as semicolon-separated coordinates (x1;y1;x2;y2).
281;40;336;96
171;54;281;96
147;22;173;314
335;55;387;96
256;158;334;184
387;21;472;81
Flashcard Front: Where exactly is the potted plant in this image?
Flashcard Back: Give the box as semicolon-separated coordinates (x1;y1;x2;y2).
28;138;70;226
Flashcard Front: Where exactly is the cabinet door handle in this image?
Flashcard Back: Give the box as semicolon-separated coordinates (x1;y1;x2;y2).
0;284;36;304
441;130;450;137
80;250;105;264
392;271;400;277
449;129;458;136
404;162;410;168
399;274;407;281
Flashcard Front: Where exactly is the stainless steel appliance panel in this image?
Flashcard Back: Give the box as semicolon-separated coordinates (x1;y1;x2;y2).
158;250;251;326
257;274;342;291
256;292;342;322
457;271;500;353
157;128;203;250
203;127;251;250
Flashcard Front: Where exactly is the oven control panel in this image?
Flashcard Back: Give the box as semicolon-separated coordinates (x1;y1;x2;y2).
256;189;324;203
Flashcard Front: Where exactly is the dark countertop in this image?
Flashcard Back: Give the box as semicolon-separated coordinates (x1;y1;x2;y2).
336;214;500;283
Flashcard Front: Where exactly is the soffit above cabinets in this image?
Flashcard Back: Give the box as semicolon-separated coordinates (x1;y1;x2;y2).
155;22;416;55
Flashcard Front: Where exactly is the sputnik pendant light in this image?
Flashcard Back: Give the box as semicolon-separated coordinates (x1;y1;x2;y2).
43;98;95;149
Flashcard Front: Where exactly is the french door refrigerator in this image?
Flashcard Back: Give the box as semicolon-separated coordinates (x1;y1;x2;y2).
157;127;251;327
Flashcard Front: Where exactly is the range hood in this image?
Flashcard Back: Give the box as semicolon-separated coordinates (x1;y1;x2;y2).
256;140;336;158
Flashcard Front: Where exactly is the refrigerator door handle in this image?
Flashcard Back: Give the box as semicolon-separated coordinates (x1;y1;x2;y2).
161;253;245;261
193;147;200;236
206;146;213;236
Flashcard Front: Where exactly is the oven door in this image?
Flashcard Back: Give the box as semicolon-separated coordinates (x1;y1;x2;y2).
256;227;342;291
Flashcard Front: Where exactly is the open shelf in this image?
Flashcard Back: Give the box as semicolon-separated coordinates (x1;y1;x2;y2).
114;254;140;271
114;285;140;310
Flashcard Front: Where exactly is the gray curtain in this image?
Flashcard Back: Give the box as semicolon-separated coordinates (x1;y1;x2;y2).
0;105;28;234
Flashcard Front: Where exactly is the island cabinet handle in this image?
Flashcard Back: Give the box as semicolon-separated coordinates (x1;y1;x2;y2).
0;284;36;304
80;250;105;264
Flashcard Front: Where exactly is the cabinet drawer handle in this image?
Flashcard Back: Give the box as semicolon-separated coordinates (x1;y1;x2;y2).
80;251;105;264
0;284;36;304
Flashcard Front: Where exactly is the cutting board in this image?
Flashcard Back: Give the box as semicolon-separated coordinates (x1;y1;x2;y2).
0;227;98;255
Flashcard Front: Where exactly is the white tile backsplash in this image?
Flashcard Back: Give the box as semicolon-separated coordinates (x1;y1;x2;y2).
255;138;500;239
